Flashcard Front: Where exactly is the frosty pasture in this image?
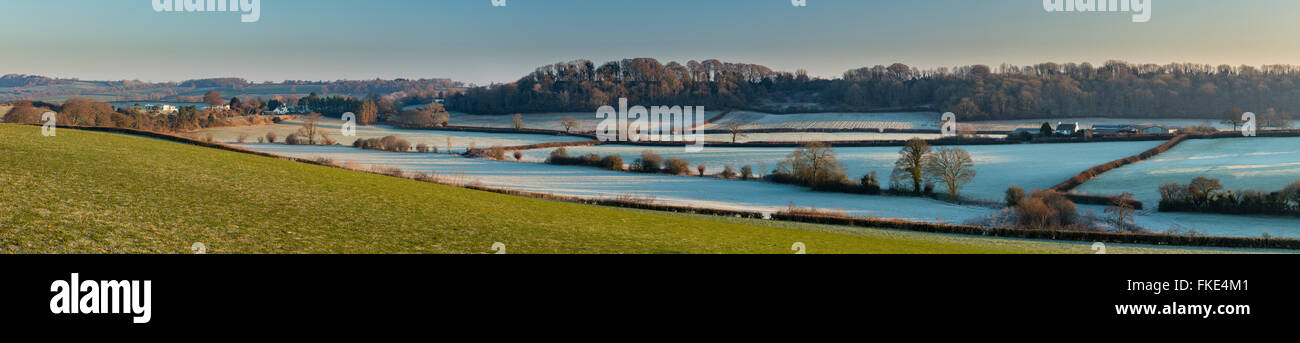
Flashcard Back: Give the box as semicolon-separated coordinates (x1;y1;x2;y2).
234;143;996;223
1077;137;1300;205
519;141;1165;202
198;117;592;151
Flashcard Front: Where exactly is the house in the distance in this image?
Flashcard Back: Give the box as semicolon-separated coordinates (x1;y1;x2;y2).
144;104;178;114
1055;122;1080;136
266;105;311;115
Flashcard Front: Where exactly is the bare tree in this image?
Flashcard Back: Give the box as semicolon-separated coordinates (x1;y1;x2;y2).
775;142;846;187
923;147;976;198
203;90;223;107
724;120;748;143
301;113;322;145
358;100;378;125
512;113;525;130
434;112;450;127
561;116;579;133
1221;107;1244;131
1104;192;1137;231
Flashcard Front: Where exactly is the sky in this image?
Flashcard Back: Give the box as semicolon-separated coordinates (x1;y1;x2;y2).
2;0;1299;85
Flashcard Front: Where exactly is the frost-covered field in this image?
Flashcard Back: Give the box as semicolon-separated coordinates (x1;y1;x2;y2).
521;141;1164;202
1076;205;1300;239
964;118;1297;131
233;142;1298;238
232;143;995;223
701;111;1295;133
450;111;720;132
1077;137;1300;205
699;132;1006;142
197;118;592;152
704;111;944;131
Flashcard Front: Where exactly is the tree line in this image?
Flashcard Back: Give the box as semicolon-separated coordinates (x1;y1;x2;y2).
447;58;1300;122
1160;177;1300;217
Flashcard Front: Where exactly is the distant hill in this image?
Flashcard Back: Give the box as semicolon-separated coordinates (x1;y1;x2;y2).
447;58;1300;122
0;74;71;88
0;75;468;104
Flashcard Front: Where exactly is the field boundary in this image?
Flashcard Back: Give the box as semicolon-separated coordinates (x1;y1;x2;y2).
1050;130;1300;208
392;116;1300;149
51;125;1300;250
770;213;1300;250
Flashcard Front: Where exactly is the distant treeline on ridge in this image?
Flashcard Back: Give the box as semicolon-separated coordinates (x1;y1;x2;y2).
445;58;1300;121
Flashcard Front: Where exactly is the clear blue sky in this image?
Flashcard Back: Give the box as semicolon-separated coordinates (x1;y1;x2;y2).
2;0;1298;85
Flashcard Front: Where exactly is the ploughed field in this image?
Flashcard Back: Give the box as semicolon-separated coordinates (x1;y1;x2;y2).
1;123;1224;254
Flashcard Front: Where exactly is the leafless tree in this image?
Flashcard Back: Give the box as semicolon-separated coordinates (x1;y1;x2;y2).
561;116;579;133
724;120;748;143
923;147;976;198
512;113;525;130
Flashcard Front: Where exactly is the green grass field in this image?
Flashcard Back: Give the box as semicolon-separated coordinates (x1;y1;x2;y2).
0;124;1278;254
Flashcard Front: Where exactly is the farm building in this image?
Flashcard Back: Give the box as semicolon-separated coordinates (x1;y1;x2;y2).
1131;124;1172;134
144;104;178;114
1054;122;1080;136
1010;127;1039;138
1092;124;1130;135
266;105;310;115
1092;124;1172;135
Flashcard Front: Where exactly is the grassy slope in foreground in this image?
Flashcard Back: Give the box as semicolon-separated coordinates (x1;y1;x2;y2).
0;124;1269;254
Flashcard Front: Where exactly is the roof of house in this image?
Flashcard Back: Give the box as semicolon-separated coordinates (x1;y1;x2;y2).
1057;124;1078;131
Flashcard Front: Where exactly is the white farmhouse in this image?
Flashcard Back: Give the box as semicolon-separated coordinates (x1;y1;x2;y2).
145;104;178;114
1055;122;1080;136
